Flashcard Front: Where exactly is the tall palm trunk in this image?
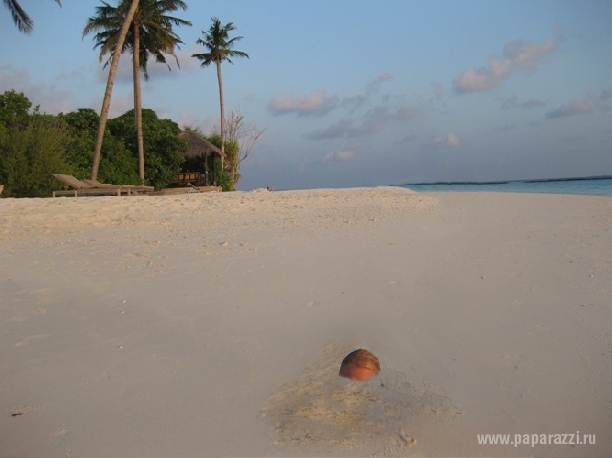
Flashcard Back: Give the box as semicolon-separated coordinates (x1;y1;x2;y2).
132;19;145;183
91;0;140;181
216;59;225;169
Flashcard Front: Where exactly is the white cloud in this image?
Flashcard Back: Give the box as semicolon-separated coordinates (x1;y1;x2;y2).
368;73;392;91
395;107;416;120
520;98;546;109
500;94;518;109
434;133;461;147
106;95;133;118
323;150;358;162
453;55;512;93
146;50;197;77
431;82;445;101
304;104;414;141
304;98;417;141
95;57;132;82
546;87;612;119
305;118;356;140
173;49;199;72
503;39;556;68
269;74;392;119
363;105;415;128
267;90;338;116
454;36;559;94
273;74;415;143
396;134;417;144
176;112;218;133
342;73;392;111
94;49;193;84
0;63;73;114
447;132;461;146
0;63;29;91
546;94;597;119
500;94;546;109
494;123;517;132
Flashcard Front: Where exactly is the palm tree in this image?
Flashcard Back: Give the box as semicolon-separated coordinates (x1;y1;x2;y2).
84;0;191;182
4;0;61;34
85;0;140;182
192;18;249;168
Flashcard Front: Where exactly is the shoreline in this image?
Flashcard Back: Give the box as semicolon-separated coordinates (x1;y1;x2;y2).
1;187;611;457
402;173;612;186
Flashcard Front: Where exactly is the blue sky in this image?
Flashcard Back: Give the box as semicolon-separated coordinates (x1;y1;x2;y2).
1;0;611;190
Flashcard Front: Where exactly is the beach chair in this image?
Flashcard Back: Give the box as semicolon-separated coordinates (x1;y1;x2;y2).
52;174;133;197
83;179;154;193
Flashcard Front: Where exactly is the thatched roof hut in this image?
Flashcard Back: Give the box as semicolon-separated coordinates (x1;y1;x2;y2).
176;130;221;187
178;130;222;158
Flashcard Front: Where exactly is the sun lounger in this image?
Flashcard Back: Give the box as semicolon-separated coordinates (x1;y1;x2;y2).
83;179;154;193
52;174;139;197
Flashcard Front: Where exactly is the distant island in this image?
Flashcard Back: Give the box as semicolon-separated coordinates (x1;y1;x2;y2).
403;175;612;186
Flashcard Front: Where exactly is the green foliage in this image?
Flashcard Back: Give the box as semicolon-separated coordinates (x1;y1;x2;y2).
0;89;189;196
182;125;204;136
59;108;139;184
214;160;234;191
0;110;69;197
3;0;62;35
0;90;32;129
192;18;249;191
224;139;240;184
192;18;249;67
83;0;192;182
205;132;236;191
83;0;191;78
109;109;186;189
207;132;222;149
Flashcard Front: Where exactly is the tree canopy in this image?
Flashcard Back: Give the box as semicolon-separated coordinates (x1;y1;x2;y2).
84;0;191;182
0;90;187;197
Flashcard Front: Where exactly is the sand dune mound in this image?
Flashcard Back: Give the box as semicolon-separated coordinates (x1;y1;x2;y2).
260;343;456;455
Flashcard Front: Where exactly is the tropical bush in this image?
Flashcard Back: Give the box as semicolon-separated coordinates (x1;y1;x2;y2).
206;132;234;191
108;109;186;190
60;108;140;185
0;91;70;197
1;90;188;196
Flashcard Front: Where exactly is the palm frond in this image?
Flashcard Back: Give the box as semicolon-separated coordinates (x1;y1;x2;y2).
84;0;190;73
4;0;61;34
192;17;249;66
4;0;33;33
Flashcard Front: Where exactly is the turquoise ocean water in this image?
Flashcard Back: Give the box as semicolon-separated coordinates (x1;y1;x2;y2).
401;177;612;197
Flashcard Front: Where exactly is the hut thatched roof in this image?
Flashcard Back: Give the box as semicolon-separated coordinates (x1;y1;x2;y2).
178;130;222;158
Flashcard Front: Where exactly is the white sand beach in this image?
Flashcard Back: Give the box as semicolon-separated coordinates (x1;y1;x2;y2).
1;187;610;457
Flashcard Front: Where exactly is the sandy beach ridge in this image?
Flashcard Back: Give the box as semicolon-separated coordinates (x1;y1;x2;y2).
1;187;610;457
